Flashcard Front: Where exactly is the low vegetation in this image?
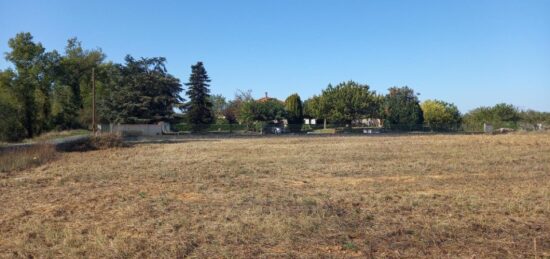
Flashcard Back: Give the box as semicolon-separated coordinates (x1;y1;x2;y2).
0;134;123;173
0;144;58;173
1;133;549;257
24;129;90;143
59;133;127;152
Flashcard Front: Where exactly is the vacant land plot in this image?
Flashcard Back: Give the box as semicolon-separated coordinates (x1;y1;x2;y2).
1;133;549;258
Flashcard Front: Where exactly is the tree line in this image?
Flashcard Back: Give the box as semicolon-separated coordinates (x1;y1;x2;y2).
1;32;549;141
0;32;213;140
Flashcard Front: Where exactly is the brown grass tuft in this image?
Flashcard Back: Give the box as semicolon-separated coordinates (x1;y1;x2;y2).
0;144;58;173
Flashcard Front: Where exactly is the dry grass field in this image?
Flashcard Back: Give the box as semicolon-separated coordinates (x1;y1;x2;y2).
1;133;549;258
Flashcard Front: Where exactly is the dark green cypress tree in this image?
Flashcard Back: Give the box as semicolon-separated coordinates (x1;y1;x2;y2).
285;93;304;132
185;62;214;132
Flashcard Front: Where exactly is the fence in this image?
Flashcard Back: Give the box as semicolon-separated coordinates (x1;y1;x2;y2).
169;122;488;135
94;121;546;137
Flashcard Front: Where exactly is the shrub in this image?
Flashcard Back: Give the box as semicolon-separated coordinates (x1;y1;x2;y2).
61;134;126;152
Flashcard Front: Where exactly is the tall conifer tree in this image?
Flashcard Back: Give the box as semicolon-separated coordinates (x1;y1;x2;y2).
185;62;213;132
285;93;304;132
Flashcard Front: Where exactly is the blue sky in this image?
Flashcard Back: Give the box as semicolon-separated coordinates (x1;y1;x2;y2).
1;0;549;112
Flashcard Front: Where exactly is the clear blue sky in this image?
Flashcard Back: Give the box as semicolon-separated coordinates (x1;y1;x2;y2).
1;0;549;112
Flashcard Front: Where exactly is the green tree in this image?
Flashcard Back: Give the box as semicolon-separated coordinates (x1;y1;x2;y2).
0;69;25;141
57;38;105;127
320;81;378;126
241;99;286;122
492;103;520;124
257;99;286;122
520;110;550;129
210;94;227;119
463;103;520;131
0;89;25;141
238;100;256;128
185;62;214;132
381;86;424;131
222;100;239;132
100;56;182;124
231;89;253;124
303;95;329;129
92;62;122;124
462;107;491;131
35;50;61;130
284;93;303;132
421;99;461;131
239;97;286;131
51;81;80;129
4;32;46;137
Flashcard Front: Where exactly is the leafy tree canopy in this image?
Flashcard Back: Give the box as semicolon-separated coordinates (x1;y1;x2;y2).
381;86;424;130
0;69;25;141
520;110;550;128
4;32;47;137
463;103;520;131
210;94;227;118
303;95;327;120
321;81;378;125
421;99;461;131
239;98;286;125
100;55;183;124
58;38;105;119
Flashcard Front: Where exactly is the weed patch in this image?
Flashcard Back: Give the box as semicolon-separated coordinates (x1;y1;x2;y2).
0;144;58;173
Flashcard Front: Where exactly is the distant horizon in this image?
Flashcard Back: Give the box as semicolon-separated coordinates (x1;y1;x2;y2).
1;0;549;112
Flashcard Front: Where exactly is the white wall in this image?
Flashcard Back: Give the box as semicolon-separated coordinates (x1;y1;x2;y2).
99;122;168;136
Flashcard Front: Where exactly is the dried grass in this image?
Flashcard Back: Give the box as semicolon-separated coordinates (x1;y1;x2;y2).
61;133;127;152
0;144;58;173
0;133;549;258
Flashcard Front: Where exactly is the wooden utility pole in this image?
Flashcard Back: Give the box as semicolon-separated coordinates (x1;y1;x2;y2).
92;68;96;134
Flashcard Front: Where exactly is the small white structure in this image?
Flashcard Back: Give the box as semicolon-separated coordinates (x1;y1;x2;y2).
304;118;317;125
483;123;493;133
356;118;382;127
363;128;381;134
99;122;170;136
